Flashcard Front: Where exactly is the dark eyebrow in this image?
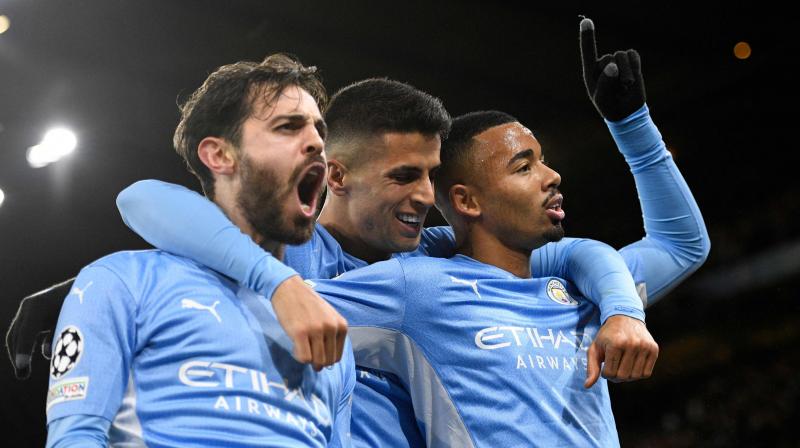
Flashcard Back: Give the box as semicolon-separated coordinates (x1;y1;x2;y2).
507;148;534;167
387;165;423;176
269;114;327;138
269;113;307;124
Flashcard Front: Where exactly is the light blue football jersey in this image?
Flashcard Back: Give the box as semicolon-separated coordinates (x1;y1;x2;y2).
46;250;355;447
313;254;622;447
282;223;645;447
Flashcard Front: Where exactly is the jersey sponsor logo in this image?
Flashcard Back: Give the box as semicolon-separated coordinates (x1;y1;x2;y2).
46;376;89;411
181;298;222;323
51;326;84;379
70;281;93;304
475;326;594;372
546;279;578;305
450;276;481;299
475;326;592;351
178;360;332;437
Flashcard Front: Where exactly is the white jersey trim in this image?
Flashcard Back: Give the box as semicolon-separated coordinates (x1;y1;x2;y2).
109;370;145;447
349;326;475;448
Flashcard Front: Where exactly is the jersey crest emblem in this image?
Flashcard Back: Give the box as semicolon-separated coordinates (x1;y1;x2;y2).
546;279;578;305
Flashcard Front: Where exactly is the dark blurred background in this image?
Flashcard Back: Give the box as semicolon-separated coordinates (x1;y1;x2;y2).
1;1;796;446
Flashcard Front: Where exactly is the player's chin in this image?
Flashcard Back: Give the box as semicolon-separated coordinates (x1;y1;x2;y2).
283;215;316;245
390;234;422;253
543;222;565;242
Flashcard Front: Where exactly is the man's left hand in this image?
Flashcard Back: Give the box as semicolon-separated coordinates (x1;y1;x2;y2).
584;315;658;388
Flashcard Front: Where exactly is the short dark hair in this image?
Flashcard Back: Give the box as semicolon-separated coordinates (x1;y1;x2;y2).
174;53;327;198
435;110;518;206
324;78;451;166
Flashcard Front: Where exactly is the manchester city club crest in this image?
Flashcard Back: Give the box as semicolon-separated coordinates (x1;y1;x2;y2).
546;279;579;305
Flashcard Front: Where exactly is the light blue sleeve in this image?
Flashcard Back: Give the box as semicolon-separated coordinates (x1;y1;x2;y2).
533;238;645;323
530;105;710;309
45;265;136;439
607;105;711;306
116;180;298;299
46;415;110;448
310;259;407;329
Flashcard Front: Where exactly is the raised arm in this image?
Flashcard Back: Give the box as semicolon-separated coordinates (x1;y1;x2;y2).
579;17;709;306
608;105;709;305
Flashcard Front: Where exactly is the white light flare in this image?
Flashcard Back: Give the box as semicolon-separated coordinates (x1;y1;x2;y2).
27;128;78;168
0;186;5;208
0;15;10;35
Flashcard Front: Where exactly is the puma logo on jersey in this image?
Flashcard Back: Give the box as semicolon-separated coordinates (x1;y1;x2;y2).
181;299;222;322
450;276;481;299
70;282;93;304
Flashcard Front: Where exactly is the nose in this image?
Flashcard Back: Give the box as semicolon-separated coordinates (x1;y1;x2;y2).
411;176;435;209
303;125;325;156
543;164;561;191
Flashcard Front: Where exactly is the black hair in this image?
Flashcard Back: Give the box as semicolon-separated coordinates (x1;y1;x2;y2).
324;78;451;164
435;110;518;202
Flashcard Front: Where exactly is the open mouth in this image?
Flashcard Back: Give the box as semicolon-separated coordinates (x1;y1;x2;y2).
396;212;423;233
296;163;326;217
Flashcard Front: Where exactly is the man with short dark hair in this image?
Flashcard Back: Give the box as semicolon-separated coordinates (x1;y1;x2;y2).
307;107;656;446
44;54;354;447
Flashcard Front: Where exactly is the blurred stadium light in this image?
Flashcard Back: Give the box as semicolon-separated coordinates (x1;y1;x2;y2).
27;128;77;168
0;15;10;35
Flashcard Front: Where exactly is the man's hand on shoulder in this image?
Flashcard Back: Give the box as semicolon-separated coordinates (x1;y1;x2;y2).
584;315;658;388
272;275;348;371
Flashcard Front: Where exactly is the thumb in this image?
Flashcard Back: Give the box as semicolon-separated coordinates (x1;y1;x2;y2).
584;341;604;388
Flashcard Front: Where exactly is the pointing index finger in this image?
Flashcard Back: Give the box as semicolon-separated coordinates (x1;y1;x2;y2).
580;17;598;68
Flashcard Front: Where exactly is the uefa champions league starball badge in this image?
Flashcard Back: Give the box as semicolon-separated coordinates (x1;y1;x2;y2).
51;326;84;379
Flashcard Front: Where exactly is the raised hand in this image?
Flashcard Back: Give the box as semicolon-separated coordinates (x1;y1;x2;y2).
580;17;646;121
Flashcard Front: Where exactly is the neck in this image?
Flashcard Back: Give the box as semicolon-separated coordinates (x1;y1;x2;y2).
456;223;533;278
317;197;391;264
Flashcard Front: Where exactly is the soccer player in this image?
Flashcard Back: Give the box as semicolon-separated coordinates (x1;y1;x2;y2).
44;54;354;447
7;17;709;447
308;108;655;446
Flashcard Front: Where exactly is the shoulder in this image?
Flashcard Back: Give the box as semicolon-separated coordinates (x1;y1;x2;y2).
87;249;205;277
81;250;222;300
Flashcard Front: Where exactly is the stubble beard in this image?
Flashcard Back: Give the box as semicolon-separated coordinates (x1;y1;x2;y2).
237;155;315;246
542;222;565;243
